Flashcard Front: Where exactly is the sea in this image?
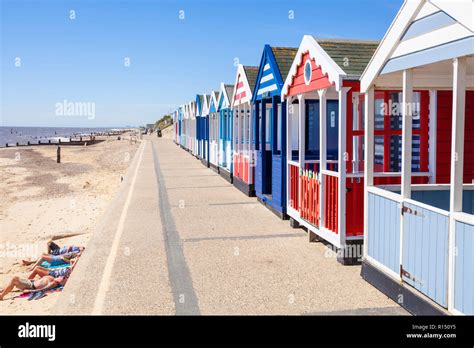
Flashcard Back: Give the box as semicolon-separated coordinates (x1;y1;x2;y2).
0;127;125;147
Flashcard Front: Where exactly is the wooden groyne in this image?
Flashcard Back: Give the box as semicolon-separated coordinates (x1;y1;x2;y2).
3;131;130;148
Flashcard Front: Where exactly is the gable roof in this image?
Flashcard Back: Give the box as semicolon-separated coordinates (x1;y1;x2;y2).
244;65;259;91
183;103;189;119
360;0;474;92
317;39;379;79
271;47;298;81
201;94;210;116
195;94;203;116
225;85;234;104
217;83;234;111
252;45;298;102
232;64;259;106
189;101;196;119
282;35;378;96
209;91;219;113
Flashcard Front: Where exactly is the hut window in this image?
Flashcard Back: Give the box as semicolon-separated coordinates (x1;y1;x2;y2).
352;135;364;174
372;90;428;173
352;93;364;131
375;95;385;130
374;136;385;172
389;134;421;173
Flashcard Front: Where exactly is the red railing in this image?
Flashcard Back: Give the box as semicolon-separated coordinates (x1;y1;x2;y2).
289;164;299;210
243;156;249;183
324;175;338;233
233;154;240;178
300;169;320;226
234;153;250;184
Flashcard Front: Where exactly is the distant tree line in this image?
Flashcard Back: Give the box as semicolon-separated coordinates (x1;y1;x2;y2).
154;114;173;129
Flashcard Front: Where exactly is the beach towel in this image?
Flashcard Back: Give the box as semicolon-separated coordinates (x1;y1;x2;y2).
40;261;70;269
48;267;72;278
50;245;81;256
17;285;64;299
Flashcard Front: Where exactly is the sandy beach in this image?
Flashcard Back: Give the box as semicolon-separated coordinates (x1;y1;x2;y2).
0;135;139;314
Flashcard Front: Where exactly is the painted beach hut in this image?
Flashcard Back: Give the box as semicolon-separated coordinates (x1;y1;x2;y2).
189;100;197;155
180;105;186;147
252;46;298;218
232;64;259;196
208;90;220;172
217;83;235;183
360;0;474;315
180;104;188;149
198;94;211;166
281;36;378;263
195;94;205;159
172;109;179;144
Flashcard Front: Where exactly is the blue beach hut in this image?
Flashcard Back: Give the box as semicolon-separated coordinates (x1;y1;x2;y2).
198;94;211;166
252;46;298;218
217;83;235;183
208;90;220;172
195;94;204;159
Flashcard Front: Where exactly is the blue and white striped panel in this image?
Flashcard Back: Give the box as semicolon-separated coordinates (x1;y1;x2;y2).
257;62;278;96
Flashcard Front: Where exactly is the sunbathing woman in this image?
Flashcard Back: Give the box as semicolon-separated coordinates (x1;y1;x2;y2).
28;260;75;280
0;275;66;301
47;240;84;256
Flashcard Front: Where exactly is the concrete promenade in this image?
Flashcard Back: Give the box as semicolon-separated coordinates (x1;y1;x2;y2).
54;135;407;315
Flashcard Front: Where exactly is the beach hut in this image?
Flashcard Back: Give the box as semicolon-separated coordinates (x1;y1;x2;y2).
231;64;259;196
198;94;211;166
180;105;186;147
189;100;197;155
252;46;298;218
179;105;186;149
184;102;191;151
208;91;220;172
281;37;378;263
360;0;474;315
172;110;179;144
217;83;235;183
195;94;204;159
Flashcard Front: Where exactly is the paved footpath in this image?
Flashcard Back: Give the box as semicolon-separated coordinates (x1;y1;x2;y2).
54;135;407;315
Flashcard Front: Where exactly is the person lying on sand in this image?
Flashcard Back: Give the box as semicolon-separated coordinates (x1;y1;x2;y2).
0;275;66;301
28;261;74;281
22;241;84;266
47;240;84;256
25;252;77;271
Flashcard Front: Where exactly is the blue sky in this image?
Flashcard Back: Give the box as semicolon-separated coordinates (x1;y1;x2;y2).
1;0;403;127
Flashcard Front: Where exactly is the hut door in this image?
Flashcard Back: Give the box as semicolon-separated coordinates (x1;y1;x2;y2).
263;103;273;195
401;202;449;308
305;100;320;160
326;100;339;168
